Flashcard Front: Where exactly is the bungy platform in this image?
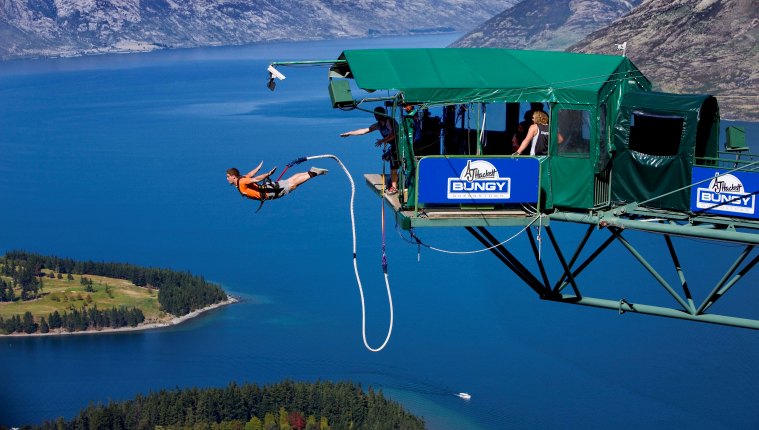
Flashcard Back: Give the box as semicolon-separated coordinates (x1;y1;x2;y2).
364;174;544;230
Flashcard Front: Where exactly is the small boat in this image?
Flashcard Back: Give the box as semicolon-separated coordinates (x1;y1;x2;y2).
456;392;471;400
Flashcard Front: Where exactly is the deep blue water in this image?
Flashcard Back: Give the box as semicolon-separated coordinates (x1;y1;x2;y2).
1;34;758;429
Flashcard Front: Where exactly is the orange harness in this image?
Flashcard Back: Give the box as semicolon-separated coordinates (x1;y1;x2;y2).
236;178;264;201
236;177;285;213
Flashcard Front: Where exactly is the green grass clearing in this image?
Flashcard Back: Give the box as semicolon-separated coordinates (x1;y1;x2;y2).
0;270;168;323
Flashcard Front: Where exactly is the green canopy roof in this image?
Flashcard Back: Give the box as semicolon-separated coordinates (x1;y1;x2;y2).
333;48;649;105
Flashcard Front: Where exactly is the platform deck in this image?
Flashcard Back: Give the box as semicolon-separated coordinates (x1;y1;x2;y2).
363;174;543;229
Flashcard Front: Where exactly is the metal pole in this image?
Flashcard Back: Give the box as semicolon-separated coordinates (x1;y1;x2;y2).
270;60;348;66
610;228;695;314
554;225;595;291
476;227;547;290
526;228;551;293
714;254;759;297
550;295;759;330
549;212;759;245
556;233;617;293
466;227;545;296
664;235;695;312
698;252;759;314
544;226;582;299
696;245;753;314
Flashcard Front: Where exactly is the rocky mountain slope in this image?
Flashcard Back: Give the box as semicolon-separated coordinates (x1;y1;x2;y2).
451;0;642;50
569;0;758;121
0;0;512;59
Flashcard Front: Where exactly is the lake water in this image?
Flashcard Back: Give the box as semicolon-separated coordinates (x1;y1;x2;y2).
1;34;758;429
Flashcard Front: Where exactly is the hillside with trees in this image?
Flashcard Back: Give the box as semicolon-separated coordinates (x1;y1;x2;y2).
0;251;229;335
25;380;425;430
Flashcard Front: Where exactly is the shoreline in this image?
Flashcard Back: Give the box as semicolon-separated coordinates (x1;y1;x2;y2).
1;295;239;338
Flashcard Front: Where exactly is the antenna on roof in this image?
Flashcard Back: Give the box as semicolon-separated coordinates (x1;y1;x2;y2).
616;42;627;57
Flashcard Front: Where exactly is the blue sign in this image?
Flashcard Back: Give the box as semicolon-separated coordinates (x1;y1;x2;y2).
417;157;540;204
691;167;759;219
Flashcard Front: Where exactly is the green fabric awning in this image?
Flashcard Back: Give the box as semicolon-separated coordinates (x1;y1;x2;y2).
333;48;649;105
611;91;721;211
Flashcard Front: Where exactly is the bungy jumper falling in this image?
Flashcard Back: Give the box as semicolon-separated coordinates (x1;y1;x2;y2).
264;48;759;348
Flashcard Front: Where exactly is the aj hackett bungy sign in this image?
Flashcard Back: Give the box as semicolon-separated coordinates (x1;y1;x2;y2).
417;157;540;204
691;167;759;219
448;160;510;199
697;174;754;214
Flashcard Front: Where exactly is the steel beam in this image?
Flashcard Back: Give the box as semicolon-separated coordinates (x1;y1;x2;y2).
698;252;759;314
549;212;759;245
609;227;695;314
549;295;759;330
545;227;582;299
556;233;617;293
664;235;695;312
526;228;551;293
466;227;546;296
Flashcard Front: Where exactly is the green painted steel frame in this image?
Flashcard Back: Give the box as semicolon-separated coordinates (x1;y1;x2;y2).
467;222;759;330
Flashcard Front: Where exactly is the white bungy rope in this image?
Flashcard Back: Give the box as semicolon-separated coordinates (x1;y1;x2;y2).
306;154;394;352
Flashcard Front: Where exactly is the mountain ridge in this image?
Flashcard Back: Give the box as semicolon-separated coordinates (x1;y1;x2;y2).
0;0;514;59
451;0;642;50
569;0;758;121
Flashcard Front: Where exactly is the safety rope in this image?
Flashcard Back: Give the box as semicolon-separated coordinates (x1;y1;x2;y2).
292;154;394;353
380;143;389;288
478;103;486;155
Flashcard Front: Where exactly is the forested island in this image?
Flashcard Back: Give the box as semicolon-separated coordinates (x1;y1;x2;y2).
0;251;231;335
17;380;425;430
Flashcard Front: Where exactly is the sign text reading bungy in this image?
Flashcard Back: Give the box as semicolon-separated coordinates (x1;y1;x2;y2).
696;173;756;215
447;160;511;199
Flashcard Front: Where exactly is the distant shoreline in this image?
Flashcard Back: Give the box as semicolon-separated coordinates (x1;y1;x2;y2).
1;296;239;337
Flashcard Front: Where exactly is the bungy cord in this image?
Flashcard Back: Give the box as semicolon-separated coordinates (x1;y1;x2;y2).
305;154;394;352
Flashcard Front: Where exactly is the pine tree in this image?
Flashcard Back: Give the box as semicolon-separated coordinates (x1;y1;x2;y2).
22;311;38;334
49;310;62;329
